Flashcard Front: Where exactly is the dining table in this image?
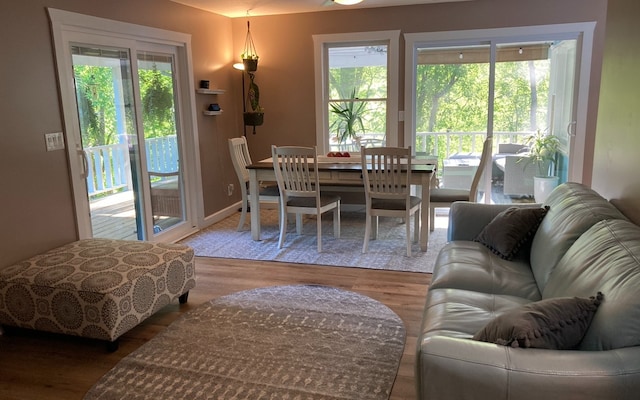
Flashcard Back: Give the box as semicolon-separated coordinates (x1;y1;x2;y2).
246;155;436;251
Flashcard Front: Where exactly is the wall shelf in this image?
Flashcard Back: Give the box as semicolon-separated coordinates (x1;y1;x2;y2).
197;87;225;115
196;88;225;95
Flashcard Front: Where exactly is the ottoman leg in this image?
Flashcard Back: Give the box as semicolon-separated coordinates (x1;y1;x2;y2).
106;339;119;353
179;291;189;304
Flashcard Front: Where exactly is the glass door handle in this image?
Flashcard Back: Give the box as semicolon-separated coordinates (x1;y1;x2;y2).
567;121;577;137
78;148;89;179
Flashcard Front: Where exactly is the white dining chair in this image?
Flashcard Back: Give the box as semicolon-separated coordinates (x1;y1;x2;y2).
271;145;341;252
429;138;492;231
361;146;421;257
228;137;279;231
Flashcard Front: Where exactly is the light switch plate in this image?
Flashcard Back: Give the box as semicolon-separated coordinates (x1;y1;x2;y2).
45;132;65;151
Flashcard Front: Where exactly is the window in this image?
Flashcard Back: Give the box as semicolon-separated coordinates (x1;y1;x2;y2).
313;31;399;154
404;23;595;185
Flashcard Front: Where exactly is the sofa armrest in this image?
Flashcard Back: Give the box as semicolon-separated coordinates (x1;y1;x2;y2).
417;335;640;400
447;202;541;241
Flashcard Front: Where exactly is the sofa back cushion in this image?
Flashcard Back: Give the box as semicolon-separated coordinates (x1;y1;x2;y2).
530;182;627;292
542;219;640;350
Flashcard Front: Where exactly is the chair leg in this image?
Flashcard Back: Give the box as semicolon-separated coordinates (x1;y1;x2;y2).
296;213;303;235
362;212;371;253
333;203;340;238
237;196;248;231
414;208;421;243
278;204;288;249
372;216;378;240
430;206;436;232
406;212;412;257
316;212;322;252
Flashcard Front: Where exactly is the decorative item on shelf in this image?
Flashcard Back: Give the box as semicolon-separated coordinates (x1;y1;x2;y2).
208;103;221;112
199;80;210;89
518;129;561;202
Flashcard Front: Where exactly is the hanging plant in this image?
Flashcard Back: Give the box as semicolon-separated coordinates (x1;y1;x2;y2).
243;71;264;129
241;21;259;72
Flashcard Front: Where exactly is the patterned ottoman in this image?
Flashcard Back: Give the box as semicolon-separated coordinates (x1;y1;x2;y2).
0;238;195;350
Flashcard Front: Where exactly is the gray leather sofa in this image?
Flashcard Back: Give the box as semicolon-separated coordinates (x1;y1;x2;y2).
417;182;640;399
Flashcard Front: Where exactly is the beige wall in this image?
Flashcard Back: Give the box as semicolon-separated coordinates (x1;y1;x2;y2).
592;0;640;225
0;0;611;267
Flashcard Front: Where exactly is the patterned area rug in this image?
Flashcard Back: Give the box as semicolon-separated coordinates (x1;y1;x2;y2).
84;285;406;400
180;209;448;273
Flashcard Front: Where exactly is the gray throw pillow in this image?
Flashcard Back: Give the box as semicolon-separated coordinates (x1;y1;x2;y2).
475;206;549;260
472;292;604;349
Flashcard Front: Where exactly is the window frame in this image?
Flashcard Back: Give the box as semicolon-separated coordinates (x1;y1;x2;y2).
313;30;400;154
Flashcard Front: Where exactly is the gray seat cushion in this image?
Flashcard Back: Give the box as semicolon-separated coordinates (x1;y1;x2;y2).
430;187;470;203
430;241;541;301
420;288;533;339
372;195;421;210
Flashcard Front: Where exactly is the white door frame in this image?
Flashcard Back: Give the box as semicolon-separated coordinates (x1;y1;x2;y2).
48;8;203;242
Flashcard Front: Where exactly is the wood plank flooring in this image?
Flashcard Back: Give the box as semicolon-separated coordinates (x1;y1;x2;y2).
0;257;431;400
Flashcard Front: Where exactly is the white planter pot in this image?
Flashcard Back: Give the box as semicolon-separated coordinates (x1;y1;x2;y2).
533;176;559;203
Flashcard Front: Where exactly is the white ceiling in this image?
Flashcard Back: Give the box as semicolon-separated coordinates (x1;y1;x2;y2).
171;0;471;18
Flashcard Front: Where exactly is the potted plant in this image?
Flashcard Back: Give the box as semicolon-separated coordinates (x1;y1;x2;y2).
242;54;258;72
243;71;264;130
520;130;561;202
329;88;366;147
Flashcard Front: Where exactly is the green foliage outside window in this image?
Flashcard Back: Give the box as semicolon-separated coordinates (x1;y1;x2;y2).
73;63;176;148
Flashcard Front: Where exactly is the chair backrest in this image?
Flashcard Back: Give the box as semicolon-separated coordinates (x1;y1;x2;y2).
228;137;252;184
361;146;412;201
271;145;319;201
469;138;493;201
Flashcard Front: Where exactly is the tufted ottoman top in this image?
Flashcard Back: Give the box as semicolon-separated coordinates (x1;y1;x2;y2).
0;238;194;294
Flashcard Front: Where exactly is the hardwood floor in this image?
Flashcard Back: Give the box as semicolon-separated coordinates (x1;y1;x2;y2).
0;257;431;400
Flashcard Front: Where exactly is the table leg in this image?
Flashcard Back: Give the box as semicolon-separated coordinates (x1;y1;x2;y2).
249;169;261;241
420;173;432;251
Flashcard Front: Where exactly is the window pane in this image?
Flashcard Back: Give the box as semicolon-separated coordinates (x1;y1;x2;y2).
328;99;386;151
414;45;490;162
327;45;387;151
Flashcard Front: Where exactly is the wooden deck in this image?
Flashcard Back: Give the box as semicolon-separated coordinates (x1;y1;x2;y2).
90;191;180;240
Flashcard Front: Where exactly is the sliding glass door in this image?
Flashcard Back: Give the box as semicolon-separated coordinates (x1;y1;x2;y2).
50;9;199;242
71;45;187;240
405;24;594;203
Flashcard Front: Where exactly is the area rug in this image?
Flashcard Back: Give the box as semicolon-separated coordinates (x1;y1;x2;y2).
180;209;448;273
84;285;406;400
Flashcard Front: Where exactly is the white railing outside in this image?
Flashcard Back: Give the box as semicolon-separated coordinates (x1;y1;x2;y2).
87;132;531;197
85;135;179;197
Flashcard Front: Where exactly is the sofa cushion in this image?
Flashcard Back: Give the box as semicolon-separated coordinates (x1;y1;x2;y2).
543;219;640;350
430;241;541;301
475;206;549;260
472;293;603;349
530;182;627;293
420;288;533;339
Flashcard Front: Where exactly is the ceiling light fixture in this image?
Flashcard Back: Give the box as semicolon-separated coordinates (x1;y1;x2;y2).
333;0;364;5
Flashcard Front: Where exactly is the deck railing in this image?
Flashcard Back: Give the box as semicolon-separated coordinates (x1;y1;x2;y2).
88;132;533;197
85;135;179;198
